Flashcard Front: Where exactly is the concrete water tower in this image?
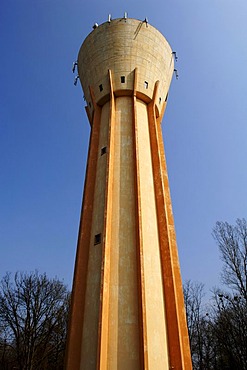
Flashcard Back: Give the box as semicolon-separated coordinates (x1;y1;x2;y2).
65;16;192;370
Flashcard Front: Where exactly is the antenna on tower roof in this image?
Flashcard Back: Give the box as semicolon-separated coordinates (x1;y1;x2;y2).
74;75;79;86
92;23;98;30
124;12;128;20
108;14;111;23
72;61;78;73
172;51;178;62
144;17;148;26
174;69;179;80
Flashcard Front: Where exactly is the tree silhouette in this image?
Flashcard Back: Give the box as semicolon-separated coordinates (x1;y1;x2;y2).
0;271;70;370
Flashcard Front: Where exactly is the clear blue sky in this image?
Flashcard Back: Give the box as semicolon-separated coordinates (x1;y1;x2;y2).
1;0;247;293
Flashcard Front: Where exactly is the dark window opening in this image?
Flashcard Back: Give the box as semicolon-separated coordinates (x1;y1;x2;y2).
94;233;101;245
101;147;107;156
89;102;91;108
99;84;103;92
121;76;125;83
159;97;162;104
165;93;168;102
144;81;148;89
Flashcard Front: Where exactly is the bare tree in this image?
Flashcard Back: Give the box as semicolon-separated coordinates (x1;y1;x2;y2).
0;271;70;370
184;281;204;343
212;218;247;299
184;281;216;370
211;218;247;369
210;289;247;370
182;219;247;369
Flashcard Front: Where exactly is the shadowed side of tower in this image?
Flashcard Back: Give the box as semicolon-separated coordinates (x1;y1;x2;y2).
65;18;192;370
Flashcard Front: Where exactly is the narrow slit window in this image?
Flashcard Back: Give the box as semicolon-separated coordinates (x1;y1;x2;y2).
121;76;125;83
159;97;162;104
99;84;103;92
144;81;148;89
165;93;168;102
94;233;101;245
89;102;91;108
101;147;107;156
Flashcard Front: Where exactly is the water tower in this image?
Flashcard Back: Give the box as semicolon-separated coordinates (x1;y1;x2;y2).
65;16;192;370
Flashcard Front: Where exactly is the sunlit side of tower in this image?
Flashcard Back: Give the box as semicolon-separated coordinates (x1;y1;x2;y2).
65;17;192;370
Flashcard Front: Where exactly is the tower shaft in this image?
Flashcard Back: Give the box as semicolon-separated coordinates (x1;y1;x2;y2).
65;18;192;370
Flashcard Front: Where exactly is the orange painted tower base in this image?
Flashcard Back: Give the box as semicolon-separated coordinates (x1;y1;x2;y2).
65;17;192;370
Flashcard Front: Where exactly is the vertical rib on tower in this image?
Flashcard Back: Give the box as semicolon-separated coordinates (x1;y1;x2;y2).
65;18;192;370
